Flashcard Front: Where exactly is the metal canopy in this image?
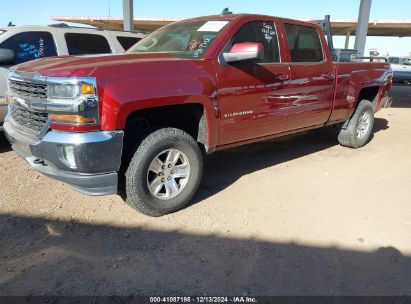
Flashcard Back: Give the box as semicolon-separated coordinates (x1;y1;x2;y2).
123;0;134;31
50;0;407;56
331;20;411;37
50;16;179;32
51;16;411;37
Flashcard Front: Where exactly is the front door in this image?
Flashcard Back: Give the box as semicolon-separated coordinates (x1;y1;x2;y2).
216;20;291;146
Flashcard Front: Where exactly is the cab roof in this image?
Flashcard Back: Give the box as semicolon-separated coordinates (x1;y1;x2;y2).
185;13;319;28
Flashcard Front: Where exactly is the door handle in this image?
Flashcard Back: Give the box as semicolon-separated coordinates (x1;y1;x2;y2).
275;74;289;81
322;72;335;80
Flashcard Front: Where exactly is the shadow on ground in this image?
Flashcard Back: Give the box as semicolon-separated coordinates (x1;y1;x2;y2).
0;214;410;296
193;118;388;204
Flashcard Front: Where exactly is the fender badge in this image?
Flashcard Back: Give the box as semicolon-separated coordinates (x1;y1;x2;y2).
224;110;254;118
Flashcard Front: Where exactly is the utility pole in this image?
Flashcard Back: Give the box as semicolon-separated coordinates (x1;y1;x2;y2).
123;0;134;31
354;0;372;56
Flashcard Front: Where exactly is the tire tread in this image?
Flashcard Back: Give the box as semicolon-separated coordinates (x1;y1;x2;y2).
338;99;374;149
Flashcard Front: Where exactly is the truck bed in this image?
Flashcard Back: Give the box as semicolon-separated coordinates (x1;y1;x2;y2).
329;61;391;123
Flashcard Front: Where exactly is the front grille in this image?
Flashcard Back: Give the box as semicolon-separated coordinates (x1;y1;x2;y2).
8;80;47;100
10;106;49;136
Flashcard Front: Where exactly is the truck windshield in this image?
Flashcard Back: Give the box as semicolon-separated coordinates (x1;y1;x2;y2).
127;20;230;59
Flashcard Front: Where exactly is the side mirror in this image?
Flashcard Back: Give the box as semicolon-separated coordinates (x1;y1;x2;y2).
223;42;264;63
0;48;15;64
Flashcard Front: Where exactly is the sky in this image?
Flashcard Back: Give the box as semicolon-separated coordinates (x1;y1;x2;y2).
0;0;410;56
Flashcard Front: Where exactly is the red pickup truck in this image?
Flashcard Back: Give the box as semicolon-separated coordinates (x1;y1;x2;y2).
4;14;392;216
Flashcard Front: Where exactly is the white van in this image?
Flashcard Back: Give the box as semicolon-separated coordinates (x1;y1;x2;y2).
0;24;146;127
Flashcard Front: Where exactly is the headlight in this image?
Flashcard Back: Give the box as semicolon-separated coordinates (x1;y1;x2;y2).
46;77;99;126
48;83;80;101
47;80;96;104
6;72;99;127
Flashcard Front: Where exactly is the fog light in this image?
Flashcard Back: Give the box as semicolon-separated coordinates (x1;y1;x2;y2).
62;146;76;168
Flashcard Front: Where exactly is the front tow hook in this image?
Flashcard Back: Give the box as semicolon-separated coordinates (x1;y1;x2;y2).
33;158;47;166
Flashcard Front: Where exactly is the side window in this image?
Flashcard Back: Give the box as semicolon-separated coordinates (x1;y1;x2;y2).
116;36;141;51
231;21;280;63
389;58;399;64
284;24;324;63
0;31;57;64
65;33;111;55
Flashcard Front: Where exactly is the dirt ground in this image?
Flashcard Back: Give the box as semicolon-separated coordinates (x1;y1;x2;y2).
0;86;411;296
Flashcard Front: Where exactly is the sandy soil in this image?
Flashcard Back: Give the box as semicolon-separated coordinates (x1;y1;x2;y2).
0;86;410;296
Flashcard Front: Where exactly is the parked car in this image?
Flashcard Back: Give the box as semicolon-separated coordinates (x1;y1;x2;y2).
4;13;392;216
388;56;411;84
0;25;145;128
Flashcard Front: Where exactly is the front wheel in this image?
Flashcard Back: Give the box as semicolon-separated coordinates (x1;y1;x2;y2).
338;99;375;149
125;128;203;217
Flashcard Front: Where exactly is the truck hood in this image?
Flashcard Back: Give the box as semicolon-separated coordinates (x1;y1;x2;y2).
11;53;184;77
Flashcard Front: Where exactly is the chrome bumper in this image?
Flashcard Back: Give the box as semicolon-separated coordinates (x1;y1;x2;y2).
3;118;124;196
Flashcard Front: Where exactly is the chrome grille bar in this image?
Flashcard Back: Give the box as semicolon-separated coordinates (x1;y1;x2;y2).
8;79;47;101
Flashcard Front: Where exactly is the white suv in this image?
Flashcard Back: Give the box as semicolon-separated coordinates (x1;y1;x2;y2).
0;25;146;127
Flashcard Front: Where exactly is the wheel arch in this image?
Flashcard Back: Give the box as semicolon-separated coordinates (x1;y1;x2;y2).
123;102;216;154
357;85;381;107
343;85;381;128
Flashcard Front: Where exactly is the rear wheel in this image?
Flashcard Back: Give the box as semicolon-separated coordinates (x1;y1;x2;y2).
338;100;375;148
124;128;203;217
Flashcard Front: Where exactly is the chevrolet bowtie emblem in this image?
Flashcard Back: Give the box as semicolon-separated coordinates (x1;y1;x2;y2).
15;97;32;110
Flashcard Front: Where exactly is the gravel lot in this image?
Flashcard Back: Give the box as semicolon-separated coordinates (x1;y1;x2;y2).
0;86;410;296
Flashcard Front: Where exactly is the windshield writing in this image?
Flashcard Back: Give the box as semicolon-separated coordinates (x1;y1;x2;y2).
127;20;229;59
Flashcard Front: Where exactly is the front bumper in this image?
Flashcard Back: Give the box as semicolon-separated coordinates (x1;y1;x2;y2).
3;118;124;196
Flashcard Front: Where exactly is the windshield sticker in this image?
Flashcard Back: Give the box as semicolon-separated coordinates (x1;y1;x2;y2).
197;21;229;32
188;39;202;50
191;37;214;58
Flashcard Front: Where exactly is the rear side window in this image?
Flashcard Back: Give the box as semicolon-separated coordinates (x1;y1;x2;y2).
231;21;280;63
65;33;111;55
284;24;323;63
117;36;141;50
0;31;57;64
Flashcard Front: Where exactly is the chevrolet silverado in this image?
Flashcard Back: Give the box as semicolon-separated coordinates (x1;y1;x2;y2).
4;13;393;216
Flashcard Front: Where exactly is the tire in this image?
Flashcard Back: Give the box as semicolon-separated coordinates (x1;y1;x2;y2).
338;100;375;149
124;128;203;217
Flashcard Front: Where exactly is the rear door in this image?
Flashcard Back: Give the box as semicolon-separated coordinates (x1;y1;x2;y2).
281;22;335;130
216;19;291;145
